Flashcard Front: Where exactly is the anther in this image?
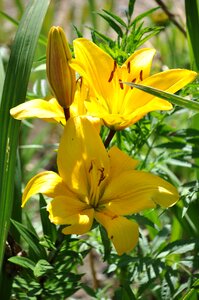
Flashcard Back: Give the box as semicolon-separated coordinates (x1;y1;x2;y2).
108;61;117;82
98;167;106;186
89;162;93;173
127;61;131;73
139;70;143;81
119;79;124;89
131;78;136;89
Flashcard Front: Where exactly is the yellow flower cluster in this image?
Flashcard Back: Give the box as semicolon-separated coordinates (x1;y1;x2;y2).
11;27;197;255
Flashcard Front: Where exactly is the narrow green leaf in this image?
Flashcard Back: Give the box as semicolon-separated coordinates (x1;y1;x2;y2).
39;194;57;242
88;0;97;29
99;225;111;261
0;51;5;101
11;219;47;261
125;82;199;111
97;12;123;37
0;0;50;275
185;0;199;71
8;256;35;271
130;7;160;27
158;239;198;257
0;11;19;26
87;27;114;44
128;0;136;18
102;9;127;28
33;259;53;277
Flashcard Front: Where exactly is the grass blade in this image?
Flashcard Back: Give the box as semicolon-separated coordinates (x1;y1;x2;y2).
0;51;5;101
125;82;199;111
185;0;199;70
0;0;50;278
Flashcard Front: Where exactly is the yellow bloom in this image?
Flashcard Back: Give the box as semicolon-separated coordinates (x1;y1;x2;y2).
10;79;100;127
46;26;76;108
22;117;179;255
70;38;197;130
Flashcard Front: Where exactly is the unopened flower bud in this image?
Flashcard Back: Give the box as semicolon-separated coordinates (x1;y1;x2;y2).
46;26;76;108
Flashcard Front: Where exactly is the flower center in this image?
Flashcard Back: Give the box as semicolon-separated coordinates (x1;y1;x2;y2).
88;160;106;208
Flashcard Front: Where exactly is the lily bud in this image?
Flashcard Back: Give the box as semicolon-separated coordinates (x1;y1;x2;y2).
46;26;76;108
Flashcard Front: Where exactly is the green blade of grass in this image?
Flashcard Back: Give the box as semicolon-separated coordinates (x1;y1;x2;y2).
0;0;50;279
125;82;199;111
0;51;5;101
185;0;199;70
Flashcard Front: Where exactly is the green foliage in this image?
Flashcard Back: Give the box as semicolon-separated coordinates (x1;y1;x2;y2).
10;226;90;299
0;2;50;296
89;5;163;64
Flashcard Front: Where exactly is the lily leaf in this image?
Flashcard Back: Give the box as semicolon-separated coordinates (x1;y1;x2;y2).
125;81;199;112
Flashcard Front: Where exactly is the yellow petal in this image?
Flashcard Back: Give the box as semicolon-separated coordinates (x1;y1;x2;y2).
125;69;197;113
58;117;110;195
10;98;65;123
47;196;88;224
71;38;114;107
95;211;139;255
123;48;156;82
22;171;69;207
101;171;179;215
61;208;94;235
108;146;139;176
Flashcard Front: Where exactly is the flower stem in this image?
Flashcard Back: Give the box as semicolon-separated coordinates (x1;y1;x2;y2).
104;129;116;148
64;107;70;121
89;250;99;289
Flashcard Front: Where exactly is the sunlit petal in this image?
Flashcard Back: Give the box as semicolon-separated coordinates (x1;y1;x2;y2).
47;196;88;224
57;117;109;195
123;48;156;82
101;171;179;215
95;211;139;255
108;146;139;178
71;38;114;106
22;171;69;207
61;208;94;235
10;98;65;123
125;69;197;113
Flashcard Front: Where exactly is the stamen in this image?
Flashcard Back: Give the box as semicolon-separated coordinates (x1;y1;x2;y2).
139;70;143;81
78;76;83;87
127;61;131;73
108;60;117;82
89;162;93;173
98;167;106;186
131;78;136;89
119;79;124;89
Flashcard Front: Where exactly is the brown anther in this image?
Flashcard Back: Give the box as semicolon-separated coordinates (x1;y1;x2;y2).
108;60;117;82
119;79;124;89
98;167;106;186
127;61;131;73
111;215;117;220
139;70;143;81
89;162;93;173
130;78;136;89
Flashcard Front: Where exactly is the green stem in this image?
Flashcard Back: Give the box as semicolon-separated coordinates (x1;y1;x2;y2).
104;129;116;148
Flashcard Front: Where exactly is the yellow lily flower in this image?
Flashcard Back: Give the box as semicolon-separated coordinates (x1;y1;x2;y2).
70;38;197;130
10;78;100;127
22;117;179;255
